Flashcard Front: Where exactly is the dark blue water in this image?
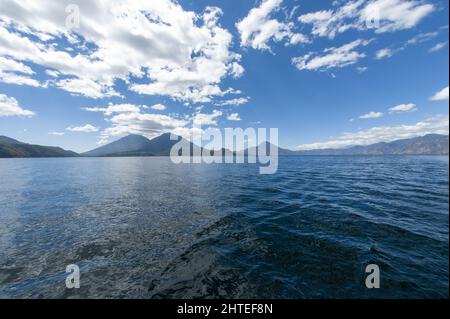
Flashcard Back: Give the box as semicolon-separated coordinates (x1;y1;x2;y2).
0;156;448;298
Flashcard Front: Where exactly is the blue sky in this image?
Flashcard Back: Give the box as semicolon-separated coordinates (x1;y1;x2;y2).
0;0;448;152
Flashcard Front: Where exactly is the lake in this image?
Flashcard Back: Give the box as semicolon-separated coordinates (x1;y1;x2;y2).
0;156;448;298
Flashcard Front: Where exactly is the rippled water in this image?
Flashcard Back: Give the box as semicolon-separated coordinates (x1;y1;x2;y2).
0;156;448;298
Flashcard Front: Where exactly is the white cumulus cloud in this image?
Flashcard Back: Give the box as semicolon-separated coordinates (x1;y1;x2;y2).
292;39;370;71
83;104;141;116
359;111;384;119
375;48;394;59
149;104;167;111
192;110;223;126
227;113;241;121
0;56;41;87
66;124;99;133
388;103;417;113
215;97;249;106
0;93;34;117
236;0;308;50
430;86;449;101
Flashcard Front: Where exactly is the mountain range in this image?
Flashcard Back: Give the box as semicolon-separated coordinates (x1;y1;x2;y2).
294;134;449;156
0;133;448;158
82;133;186;157
0;136;78;158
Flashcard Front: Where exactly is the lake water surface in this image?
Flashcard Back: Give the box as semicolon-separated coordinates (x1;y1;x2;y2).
0;156;448;298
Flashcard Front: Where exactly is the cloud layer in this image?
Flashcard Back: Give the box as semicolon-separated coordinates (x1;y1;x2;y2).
298;0;434;39
0;0;245;103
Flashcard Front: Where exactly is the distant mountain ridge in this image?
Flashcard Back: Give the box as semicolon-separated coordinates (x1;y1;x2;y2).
0;133;448;158
0;136;78;158
85;133;449;157
294;134;449;155
0;136;23;144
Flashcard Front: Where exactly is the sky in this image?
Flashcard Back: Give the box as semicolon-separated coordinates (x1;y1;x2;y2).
0;0;448;153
